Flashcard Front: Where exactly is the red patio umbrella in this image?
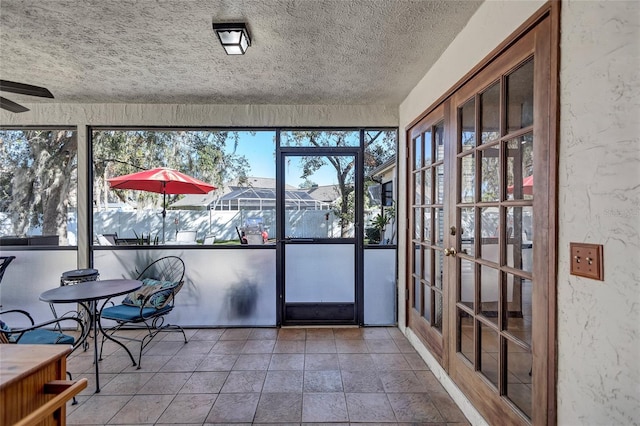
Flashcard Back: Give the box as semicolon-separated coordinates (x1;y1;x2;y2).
108;167;216;243
507;174;533;196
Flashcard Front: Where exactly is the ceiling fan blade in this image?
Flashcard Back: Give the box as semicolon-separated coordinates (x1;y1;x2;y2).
0;80;54;98
0;96;30;113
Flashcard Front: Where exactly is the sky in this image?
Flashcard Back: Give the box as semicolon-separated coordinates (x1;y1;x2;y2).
229;131;347;188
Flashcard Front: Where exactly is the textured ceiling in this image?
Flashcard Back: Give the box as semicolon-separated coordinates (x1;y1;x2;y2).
0;0;482;106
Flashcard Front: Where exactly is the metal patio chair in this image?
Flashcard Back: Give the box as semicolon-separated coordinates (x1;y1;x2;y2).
98;256;187;369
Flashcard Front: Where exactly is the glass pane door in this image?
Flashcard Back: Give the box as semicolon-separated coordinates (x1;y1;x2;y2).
279;153;360;325
408;105;447;362
452;58;535;421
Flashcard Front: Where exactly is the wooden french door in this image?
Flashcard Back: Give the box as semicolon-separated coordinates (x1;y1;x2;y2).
408;103;448;364
407;5;557;425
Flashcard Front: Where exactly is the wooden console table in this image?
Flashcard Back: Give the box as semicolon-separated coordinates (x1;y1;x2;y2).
0;345;87;426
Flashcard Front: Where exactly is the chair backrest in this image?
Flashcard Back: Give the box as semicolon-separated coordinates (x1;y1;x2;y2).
0;256;16;285
203;235;216;245
176;231;197;243
136;256;185;285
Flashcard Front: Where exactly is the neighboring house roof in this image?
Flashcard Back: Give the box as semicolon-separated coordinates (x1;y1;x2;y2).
169;177;321;209
370;156;396;178
306;185;341;203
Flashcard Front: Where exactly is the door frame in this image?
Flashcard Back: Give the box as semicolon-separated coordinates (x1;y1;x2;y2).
276;143;365;326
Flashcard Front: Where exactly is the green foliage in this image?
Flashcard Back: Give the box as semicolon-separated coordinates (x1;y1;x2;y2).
0;130;77;240
92;130;250;211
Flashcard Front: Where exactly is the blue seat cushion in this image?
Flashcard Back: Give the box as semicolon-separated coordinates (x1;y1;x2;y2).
101;304;172;322
17;329;75;345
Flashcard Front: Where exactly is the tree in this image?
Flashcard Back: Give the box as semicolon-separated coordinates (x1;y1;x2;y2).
92;130;250;211
0;130;77;243
282;130;396;237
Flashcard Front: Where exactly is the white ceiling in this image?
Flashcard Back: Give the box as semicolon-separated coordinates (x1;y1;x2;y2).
0;0;482;107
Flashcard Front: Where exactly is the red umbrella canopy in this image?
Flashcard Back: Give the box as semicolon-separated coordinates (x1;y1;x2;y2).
507;174;533;195
107;167;216;194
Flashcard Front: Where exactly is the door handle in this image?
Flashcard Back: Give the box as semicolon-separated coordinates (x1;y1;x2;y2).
444;247;457;256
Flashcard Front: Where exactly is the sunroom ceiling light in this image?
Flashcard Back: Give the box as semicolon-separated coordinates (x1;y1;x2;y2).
212;22;251;55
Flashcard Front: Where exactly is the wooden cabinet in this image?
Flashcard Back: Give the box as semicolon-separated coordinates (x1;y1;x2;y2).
0;345;87;426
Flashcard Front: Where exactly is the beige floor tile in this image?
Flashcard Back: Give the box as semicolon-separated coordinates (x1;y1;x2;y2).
262;370;304;393
254;392;303;423
220;370;266;393
341;369;385;393
108;394;176;424
180;371;228;394
302;392;348;423
345;392;396;422
138;371;192;394
303;370;343;392
220;328;252;340
269;353;305;370
196;353;238;371
66;395;132;425
233;353;272;370
205;392;260;423
304;353;339;370
156;393;217;424
387;393;444;423
99;372;155;395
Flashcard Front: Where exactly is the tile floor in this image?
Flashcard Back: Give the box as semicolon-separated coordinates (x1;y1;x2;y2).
66;327;470;425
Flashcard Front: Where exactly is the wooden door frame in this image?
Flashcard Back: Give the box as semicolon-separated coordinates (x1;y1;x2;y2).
404;2;559;424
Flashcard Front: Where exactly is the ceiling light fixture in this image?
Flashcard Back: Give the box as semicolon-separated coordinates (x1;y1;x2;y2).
212;23;251;55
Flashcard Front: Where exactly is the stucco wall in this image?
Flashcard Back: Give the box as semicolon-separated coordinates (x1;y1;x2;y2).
557;1;639;424
399;0;640;425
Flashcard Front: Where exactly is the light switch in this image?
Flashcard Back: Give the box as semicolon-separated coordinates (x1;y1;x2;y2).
570;243;604;281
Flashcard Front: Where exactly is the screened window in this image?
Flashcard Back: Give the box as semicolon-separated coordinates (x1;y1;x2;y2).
92;129;275;245
0;128;78;246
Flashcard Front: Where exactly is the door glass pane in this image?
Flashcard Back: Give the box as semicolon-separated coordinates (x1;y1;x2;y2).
434;122;445;162
284;155;355;238
460;207;475;257
423;248;432;284
280;130;360;147
480;265;500;325
414;172;423;205
481;82;501;143
458;309;474;363
285;244;354;302
434;249;444;290
423;285;432;322
480;144;500;202
413;208;422;240
506;276;532;346
434;291;443;331
506;340;532;419
506;206;533;272
435;208;444;247
460;259;475;309
435;165;445;204
506;134;534;200
424;130;433;166
480;323;499;388
480;207;499;263
460;98;476;151
413;244;421;311
507;59;534;132
424;168;432;205
414;136;423;170
460;153;475;203
423;208;432;243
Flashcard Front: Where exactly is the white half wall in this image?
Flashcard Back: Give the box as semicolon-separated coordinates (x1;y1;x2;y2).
398;0;640;424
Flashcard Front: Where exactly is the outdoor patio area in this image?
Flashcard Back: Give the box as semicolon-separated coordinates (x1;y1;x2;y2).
65;327;469;425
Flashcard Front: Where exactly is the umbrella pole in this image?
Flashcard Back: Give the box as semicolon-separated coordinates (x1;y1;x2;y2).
162;190;166;244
